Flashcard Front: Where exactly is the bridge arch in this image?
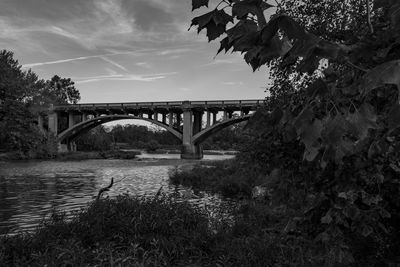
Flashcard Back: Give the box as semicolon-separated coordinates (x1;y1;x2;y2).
57;115;183;144
192;115;251;145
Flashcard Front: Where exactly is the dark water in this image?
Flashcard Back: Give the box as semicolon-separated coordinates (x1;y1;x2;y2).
0;154;234;235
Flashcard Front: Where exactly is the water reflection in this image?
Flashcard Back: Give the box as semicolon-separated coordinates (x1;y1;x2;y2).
0;155;233;235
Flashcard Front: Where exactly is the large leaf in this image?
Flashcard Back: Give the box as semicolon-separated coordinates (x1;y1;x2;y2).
190;9;233;42
226;20;258;43
190;10;215;32
232;0;264;19
362;60;400;95
387;103;400;131
192;0;209;11
346;103;378;140
306;78;329;97
261;15;307;44
232;31;261;53
217;37;233;54
293;106;314;133
301;119;323;161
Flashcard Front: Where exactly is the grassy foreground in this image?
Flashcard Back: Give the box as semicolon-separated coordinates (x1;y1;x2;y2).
0;195;314;267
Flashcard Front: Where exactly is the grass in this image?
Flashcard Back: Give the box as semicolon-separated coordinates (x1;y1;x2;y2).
169;160;267;198
0;194;316;267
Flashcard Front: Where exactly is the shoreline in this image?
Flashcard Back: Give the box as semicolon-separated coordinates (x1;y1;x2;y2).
0;149;238;161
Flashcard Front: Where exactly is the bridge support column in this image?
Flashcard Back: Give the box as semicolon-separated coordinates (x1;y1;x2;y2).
206;111;211;128
48;112;58;135
37;115;45;132
82;112;88;122
181;102;203;159
68;113;75;128
213;112;217;124
169;112;173;127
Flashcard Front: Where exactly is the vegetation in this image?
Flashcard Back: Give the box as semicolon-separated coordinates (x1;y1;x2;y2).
0;194;334;266
0;50;79;158
75;123;246;152
174;0;400;264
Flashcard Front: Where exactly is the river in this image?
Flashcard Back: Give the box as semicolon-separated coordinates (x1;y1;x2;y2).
0;154;234;235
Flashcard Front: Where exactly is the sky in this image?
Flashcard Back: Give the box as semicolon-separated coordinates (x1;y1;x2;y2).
0;0;270;104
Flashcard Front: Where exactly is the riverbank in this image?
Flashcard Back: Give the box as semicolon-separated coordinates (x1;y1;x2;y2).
0;150;141;161
0;195;301;266
0;149;237;161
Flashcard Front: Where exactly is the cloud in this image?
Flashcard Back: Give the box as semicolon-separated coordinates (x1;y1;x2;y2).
222;81;244;86
100;56;128;72
21;50;152;68
74;72;177;84
136;62;151;68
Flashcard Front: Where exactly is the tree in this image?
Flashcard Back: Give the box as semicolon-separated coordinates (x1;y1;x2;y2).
191;0;400;264
0;50;80;156
30;75;80;108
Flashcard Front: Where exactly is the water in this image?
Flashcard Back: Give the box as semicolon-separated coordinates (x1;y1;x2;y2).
0;154;235;235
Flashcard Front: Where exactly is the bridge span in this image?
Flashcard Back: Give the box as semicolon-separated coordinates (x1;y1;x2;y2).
41;99;267;159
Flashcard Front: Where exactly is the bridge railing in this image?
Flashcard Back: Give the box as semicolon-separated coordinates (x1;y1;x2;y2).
53;99;267;110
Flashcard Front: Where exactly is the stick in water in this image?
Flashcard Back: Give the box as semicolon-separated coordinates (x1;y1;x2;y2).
96;177;114;200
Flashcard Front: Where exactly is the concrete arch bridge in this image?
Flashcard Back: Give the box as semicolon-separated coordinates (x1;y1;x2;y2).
41;100;266;159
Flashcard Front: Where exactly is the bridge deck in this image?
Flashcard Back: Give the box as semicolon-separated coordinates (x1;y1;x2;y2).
54;99;267;112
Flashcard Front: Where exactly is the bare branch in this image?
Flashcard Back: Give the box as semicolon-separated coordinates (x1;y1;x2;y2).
96;177;114;200
366;0;374;34
346;60;368;73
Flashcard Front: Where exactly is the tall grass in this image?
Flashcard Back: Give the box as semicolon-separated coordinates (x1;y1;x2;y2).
0;194;316;266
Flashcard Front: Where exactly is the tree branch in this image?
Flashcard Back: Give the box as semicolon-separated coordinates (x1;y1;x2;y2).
96;177;114;200
366;0;374;34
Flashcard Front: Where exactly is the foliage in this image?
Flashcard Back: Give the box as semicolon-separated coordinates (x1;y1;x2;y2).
75;126;113;151
170;160;264;198
0;50;79;157
0;194;332;266
190;0;400;264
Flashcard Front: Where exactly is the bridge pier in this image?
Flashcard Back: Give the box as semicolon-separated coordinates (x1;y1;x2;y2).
48;111;58;135
181;101;203;159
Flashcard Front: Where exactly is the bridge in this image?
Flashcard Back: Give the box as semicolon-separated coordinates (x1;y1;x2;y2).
40;99;267;159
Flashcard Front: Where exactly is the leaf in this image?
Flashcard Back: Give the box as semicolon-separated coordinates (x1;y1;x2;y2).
261;15;307;44
192;0;209;11
389;4;400;31
321;213;333;224
301;119;323;161
361;224;373;237
368;139;389;158
322;114;348;146
190;10;215;32
245;46;264;70
217;37;233;54
293;106;314;132
190;9;232;41
346;103;378;140
387;103;400;131
213;9;233;26
232;31;261;53
206;23;226;41
379;208;391;218
362;60;400;95
306;78;329;97
343;205;360;220
232;0;262;19
226;20;258;43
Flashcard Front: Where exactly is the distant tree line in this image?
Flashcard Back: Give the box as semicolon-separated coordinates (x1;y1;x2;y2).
0;50;80;158
75;123;247;152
